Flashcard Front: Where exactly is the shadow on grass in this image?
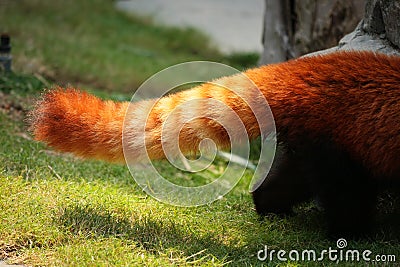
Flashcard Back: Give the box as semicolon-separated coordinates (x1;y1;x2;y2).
56;199;400;265
56;203;328;264
57;204;245;259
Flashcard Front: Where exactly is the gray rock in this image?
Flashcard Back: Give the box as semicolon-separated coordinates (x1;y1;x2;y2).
307;21;400;57
379;0;400;48
307;0;400;57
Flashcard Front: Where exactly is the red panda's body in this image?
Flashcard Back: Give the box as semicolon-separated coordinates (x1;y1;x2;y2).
29;51;400;237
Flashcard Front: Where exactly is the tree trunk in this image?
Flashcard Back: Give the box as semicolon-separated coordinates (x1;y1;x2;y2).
307;0;400;57
260;0;400;64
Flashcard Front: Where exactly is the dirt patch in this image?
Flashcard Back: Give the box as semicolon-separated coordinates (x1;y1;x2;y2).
0;92;34;122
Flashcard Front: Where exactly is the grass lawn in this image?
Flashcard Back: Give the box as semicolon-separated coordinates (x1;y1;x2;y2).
0;0;399;266
0;0;258;94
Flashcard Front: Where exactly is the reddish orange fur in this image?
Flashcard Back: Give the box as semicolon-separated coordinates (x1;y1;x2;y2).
28;51;400;237
29;51;400;179
29;88;129;162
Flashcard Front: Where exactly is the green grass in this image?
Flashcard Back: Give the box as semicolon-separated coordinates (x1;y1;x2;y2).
1;70;399;267
0;0;399;266
1;104;399;267
0;0;258;94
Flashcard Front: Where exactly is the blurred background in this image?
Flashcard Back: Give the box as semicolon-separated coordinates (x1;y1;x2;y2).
0;0;365;96
0;0;264;96
116;0;265;54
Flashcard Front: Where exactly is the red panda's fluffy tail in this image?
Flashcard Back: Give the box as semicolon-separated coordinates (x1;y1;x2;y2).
28;76;263;163
27;52;400;178
28;88;129;162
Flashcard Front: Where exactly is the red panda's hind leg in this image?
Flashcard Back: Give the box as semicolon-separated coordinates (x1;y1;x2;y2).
253;141;378;238
312;147;378;238
252;144;314;215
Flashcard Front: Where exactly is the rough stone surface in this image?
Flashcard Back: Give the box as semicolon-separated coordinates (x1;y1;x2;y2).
294;0;365;55
261;0;400;63
308;0;400;57
380;0;400;48
307;21;400;57
363;0;385;34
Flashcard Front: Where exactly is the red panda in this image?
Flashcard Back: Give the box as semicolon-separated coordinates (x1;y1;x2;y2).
28;51;400;237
